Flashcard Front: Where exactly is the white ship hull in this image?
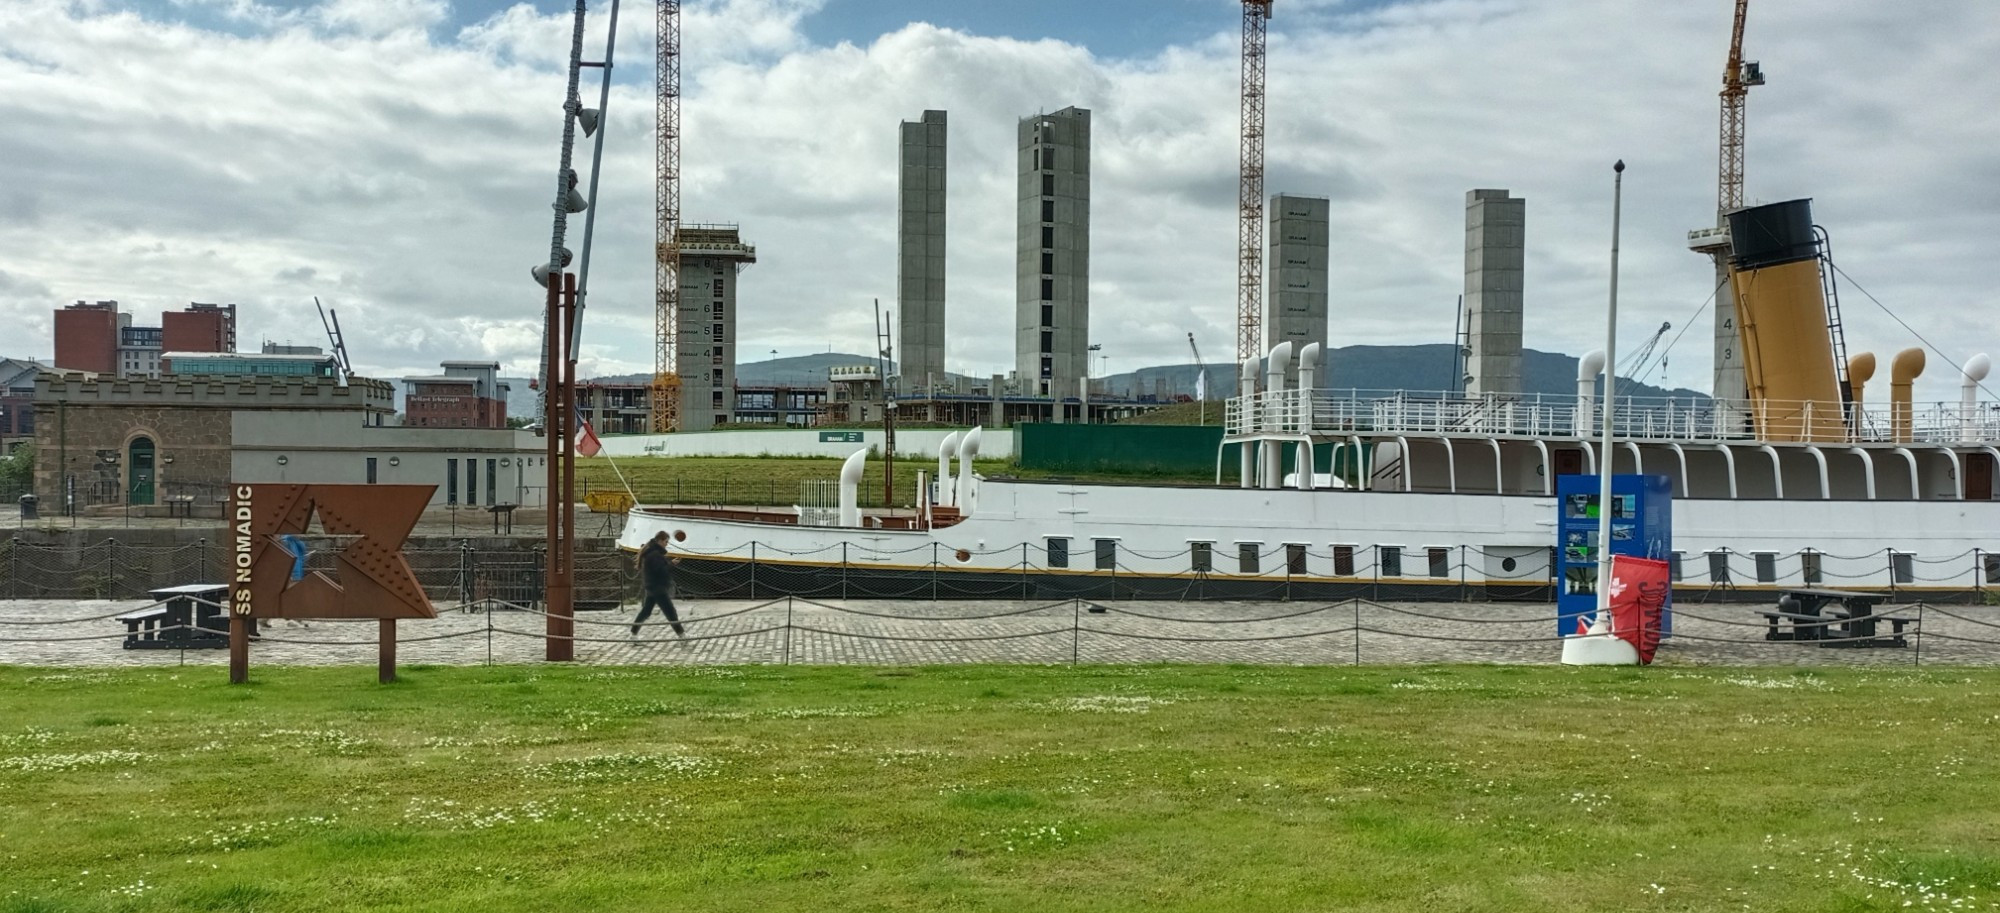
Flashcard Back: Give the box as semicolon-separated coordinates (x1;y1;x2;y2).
620;477;1999;600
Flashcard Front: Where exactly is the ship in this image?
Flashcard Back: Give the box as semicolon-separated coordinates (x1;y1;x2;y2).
621;199;2000;602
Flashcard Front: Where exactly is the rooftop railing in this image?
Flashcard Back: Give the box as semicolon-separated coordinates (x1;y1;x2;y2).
1224;388;2000;445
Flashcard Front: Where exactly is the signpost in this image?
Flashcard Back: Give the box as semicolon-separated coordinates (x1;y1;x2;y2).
819;431;863;443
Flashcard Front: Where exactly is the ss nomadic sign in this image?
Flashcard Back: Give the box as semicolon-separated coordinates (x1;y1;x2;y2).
225;483;438;684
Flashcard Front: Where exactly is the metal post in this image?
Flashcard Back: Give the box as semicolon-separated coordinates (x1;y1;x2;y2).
1595;160;1626;624
1914;603;1925;667
1353;600;1361;665
1072;598;1080;665
840;541;848;601
378;619;397;684
228;614;249;684
749;541;757;600
783;595;793;665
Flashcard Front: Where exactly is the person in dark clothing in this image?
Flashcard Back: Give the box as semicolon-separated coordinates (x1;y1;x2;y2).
632;531;684;638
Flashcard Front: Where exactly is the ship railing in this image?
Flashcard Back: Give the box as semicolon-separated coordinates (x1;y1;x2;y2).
1223;389;2000;445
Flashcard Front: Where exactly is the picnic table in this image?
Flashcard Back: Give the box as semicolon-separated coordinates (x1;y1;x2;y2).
115;584;233;650
1759;587;1911;648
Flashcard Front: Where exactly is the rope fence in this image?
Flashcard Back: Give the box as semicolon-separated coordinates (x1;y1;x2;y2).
6;593;2000;668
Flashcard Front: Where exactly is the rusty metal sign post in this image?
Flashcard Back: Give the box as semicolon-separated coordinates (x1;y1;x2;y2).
226;483;439;684
543;273;579;661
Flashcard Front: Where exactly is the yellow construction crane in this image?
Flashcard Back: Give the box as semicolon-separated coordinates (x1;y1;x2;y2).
650;0;683;433
1716;0;1766;213
1690;0;1765;409
1237;0;1272;368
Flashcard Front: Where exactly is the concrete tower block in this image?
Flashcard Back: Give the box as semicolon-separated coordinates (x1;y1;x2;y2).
1015;107;1091;400
897;110;948;394
1464;189;1525;398
1267;194;1331;387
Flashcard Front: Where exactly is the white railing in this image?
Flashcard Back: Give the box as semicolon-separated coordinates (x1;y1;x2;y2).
1224;388;2000;445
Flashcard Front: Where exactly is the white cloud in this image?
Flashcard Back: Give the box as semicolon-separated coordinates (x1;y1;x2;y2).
2;0;1997;402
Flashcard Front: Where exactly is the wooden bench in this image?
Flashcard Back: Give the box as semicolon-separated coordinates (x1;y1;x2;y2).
115;584;232;650
1761;588;1910;648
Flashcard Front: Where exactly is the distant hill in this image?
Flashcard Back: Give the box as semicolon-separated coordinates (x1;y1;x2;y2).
568;345;1706;406
1103;344;1706;403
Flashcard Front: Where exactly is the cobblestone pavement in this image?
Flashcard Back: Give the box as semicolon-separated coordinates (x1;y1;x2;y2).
6;595;2000;669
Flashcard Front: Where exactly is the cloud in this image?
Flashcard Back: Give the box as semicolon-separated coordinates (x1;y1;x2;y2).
1;0;1997;403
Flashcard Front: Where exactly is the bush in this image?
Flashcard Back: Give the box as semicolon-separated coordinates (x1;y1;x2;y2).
0;445;31;492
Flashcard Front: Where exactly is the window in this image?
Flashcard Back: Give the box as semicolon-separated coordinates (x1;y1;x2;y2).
1753;552;1777;583
1286;544;1308;576
1040;331;1052;354
1801;550;1822;585
713;278;724;296
446;458;458;505
466;459;477;507
1046;537;1069;569
713;323;725;341
1094;539;1116;571
365;457;377;484
1032;147;1040;170
1428;547;1451;578
1041;200;1054;222
1040;304;1053;327
713;369;723;383
1891;551;1914;585
1380;546;1403;578
712;391;725;407
1333;545;1355;577
1238;543;1260;575
486;459;497;506
1040;278;1053;301
1708;550;1731;584
1041;226;1054;248
1190;542;1212;573
1040;252;1054;274
1042;173;1054;197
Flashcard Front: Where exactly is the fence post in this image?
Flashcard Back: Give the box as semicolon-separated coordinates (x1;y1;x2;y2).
783;595;793;665
1914;603;1925;667
931;543;938;602
1460;545;1469;603
459;541;472;606
749;542;758;600
1021;543;1029;600
1353;600;1361;665
1071;598;1079;665
840;542;848;601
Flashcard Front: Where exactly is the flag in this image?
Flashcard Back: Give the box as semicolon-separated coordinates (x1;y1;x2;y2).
1194;369;1207;401
574;409;602;457
1607;555;1670;664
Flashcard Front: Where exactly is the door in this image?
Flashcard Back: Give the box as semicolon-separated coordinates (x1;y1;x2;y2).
1553;448;1585;478
127;437;155;506
1967;452;1994;500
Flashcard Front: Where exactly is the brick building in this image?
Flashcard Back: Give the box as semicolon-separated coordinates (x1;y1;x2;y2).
53;300;238;378
162;302;236;354
402;362;509;429
32;372;540;514
52;301;121;374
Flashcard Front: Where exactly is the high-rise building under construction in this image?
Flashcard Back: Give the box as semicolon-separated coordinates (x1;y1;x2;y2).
897;110;948;393
675;225;756;431
1267;193;1330;385
1016;107;1090;399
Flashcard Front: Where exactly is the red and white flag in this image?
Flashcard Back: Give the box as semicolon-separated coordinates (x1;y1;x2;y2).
1606;555;1671;664
574;409;602;457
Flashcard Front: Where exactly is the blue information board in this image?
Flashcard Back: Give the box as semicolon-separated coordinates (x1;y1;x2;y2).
1555;473;1674;636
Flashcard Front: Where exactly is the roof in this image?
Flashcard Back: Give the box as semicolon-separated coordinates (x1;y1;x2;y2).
162;351;334;363
404;376;478;384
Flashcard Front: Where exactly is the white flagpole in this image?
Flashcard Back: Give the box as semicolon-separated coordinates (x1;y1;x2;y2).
1596;160;1626;618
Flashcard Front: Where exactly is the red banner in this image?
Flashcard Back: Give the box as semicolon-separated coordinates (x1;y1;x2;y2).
1608;555;1670;664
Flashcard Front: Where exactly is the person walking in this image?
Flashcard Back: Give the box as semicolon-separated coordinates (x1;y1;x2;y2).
631;531;685;639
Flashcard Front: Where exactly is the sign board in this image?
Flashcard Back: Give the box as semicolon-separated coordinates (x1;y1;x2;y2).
819;431;864;443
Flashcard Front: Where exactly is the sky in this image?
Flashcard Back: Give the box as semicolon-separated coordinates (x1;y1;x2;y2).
3;0;1997;401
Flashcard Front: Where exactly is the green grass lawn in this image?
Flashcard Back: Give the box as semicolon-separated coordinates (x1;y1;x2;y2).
3;664;1999;912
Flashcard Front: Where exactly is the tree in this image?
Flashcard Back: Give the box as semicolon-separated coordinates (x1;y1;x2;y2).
0;444;30;492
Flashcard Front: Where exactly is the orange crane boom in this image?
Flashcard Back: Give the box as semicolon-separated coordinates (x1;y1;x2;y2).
651;0;683;433
1237;0;1273;368
1716;0;1765;214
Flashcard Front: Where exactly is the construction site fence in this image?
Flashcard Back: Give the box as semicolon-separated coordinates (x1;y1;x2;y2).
7;593;2000;669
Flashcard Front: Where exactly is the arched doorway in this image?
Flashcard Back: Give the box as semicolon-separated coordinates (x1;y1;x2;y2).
128;437;156;506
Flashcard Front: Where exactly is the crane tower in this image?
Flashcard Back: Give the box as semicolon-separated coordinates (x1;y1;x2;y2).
1237;0;1272;367
1687;0;1764;413
651;0;683;432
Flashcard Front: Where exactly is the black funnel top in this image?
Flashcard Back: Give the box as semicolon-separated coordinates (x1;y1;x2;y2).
1728;199;1819;271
